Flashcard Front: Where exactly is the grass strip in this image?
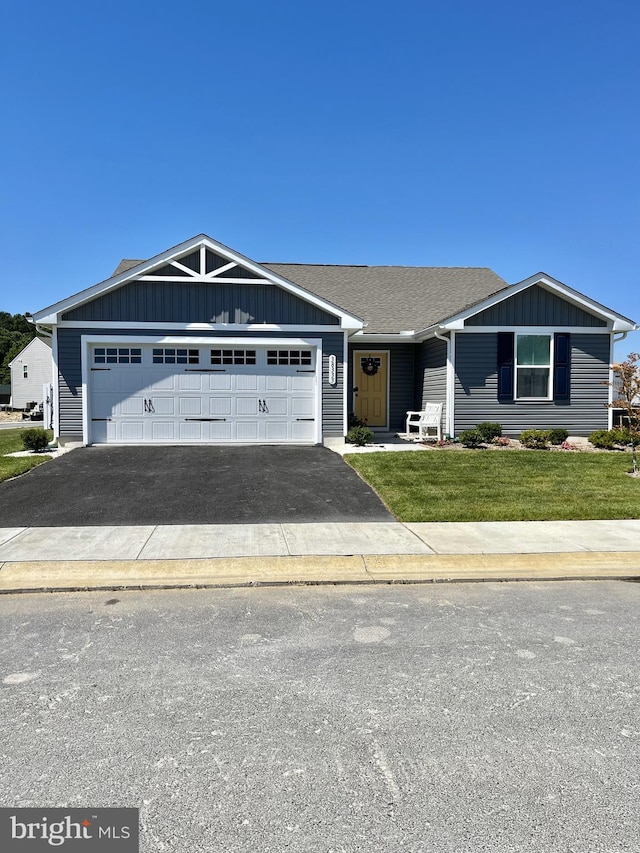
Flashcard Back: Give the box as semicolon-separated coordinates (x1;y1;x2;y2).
345;450;639;521
0;428;53;483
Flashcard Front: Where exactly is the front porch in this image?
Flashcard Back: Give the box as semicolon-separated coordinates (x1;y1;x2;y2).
325;431;434;456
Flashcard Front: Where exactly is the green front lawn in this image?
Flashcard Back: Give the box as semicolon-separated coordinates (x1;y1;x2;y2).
345;450;640;522
0;428;53;484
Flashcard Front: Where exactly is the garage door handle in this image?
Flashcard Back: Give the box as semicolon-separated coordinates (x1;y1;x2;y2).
185;418;227;422
296;369;315;373
296;418;314;421
184;369;227;373
92;418;112;421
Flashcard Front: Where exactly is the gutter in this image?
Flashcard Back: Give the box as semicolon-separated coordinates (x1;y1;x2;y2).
25;314;53;339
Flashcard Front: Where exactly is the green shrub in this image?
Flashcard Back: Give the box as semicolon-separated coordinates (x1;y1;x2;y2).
519;429;551;449
21;428;50;452
611;428;633;446
547;428;569;445
476;421;502;441
346;425;374;446
459;428;484;448
348;413;368;428
589;429;616;449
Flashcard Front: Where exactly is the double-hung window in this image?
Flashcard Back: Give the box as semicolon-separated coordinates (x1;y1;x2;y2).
515;334;552;400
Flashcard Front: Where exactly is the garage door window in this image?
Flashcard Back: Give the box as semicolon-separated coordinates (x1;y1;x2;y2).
94;347;142;364
267;349;312;366
153;348;199;365
210;349;257;365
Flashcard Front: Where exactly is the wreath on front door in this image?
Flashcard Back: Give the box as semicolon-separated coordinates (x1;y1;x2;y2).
361;357;380;376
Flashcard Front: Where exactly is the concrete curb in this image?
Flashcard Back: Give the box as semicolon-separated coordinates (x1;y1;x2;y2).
1;552;639;594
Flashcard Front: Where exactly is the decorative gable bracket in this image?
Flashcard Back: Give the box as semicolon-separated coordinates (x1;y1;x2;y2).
31;234;364;331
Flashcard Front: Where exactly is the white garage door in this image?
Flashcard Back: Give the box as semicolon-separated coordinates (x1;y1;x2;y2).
89;344;318;444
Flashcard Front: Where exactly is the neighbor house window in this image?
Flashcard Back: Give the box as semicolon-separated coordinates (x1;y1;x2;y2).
515;335;551;399
23;365;28;378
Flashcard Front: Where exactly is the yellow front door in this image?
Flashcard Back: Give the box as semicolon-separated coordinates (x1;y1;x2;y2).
354;351;388;427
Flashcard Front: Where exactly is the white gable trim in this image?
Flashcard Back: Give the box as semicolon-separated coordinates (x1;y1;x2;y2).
32;234;364;330
427;273;636;333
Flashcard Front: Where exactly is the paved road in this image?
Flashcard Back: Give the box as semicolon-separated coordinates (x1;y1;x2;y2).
0;420;35;430
0;445;393;525
1;581;638;852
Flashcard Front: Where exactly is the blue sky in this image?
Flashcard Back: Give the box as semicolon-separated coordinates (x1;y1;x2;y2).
2;0;638;356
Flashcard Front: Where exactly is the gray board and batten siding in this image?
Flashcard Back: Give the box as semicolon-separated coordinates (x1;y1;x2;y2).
61;280;339;326
466;285;607;327
454;333;611;435
56;328;344;440
416;337;448;429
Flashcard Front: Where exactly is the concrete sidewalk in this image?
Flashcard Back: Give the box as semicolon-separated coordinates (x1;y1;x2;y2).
0;520;639;593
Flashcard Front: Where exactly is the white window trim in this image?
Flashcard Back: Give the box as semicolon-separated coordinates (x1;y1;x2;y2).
514;332;553;402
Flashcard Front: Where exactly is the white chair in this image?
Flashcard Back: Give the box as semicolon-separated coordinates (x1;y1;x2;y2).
405;402;443;441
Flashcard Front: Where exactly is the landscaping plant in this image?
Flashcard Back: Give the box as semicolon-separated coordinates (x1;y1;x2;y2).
21;428;50;452
348;413;368;429
547;428;569;445
459;428;484;448
519;429;550;449
0;428;53;482
476;421;502;441
612;427;633;446
588;429;617;450
346;425;373;446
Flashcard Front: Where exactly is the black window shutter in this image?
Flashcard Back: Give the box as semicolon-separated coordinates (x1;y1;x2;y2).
497;332;514;400
553;333;571;400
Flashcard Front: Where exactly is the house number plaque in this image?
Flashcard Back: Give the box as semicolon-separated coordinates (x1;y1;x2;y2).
328;354;337;386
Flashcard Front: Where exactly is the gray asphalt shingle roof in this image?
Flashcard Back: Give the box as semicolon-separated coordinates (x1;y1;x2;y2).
263;263;509;333
112;259;145;276
110;258;510;333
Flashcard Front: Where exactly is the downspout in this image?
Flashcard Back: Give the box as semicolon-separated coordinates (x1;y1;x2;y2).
434;328;453;437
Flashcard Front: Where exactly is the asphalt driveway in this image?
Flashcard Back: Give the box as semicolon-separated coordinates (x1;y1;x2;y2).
0;446;393;526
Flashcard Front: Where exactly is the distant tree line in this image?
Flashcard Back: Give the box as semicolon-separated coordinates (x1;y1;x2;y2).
0;313;36;384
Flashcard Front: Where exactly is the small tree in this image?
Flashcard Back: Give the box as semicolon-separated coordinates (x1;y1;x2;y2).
609;352;640;473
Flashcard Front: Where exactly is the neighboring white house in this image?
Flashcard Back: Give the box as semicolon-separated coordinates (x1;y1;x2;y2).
8;337;52;409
